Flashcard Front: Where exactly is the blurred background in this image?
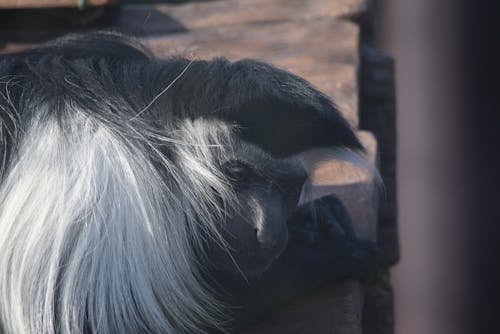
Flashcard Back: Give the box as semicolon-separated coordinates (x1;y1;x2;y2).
374;1;498;334
373;1;466;334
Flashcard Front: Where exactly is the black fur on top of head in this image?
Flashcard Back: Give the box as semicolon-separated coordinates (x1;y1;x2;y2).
0;31;361;164
0;31;365;334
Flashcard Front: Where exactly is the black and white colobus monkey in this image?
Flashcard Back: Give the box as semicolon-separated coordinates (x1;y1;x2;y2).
0;32;379;334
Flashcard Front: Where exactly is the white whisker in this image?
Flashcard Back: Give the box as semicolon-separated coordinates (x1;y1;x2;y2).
130;60;194;121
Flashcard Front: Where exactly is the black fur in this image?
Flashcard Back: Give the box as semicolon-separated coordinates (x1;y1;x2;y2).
0;31;361;165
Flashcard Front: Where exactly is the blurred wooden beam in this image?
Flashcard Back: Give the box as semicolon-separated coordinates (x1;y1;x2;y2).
0;0;118;9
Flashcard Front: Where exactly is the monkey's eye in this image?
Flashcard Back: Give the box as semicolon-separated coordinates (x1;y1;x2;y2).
222;161;255;187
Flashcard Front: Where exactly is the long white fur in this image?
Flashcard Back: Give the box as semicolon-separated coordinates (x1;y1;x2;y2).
0;105;235;333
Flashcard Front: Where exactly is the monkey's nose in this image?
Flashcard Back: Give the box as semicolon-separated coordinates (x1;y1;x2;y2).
255;215;288;259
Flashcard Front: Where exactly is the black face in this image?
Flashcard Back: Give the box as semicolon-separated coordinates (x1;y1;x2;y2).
207;141;307;276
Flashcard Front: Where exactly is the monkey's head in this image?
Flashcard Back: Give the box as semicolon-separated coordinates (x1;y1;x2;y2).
207;139;308;276
148;58;365;277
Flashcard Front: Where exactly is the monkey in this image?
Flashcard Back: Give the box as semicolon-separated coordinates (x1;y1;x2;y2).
0;31;380;334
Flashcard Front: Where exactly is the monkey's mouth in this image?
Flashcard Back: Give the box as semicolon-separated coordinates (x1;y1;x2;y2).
236;255;276;276
235;232;288;276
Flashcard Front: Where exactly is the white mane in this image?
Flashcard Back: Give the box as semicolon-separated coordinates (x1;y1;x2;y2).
0;106;235;333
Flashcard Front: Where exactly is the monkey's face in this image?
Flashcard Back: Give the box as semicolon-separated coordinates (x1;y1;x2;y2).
207;141;307;276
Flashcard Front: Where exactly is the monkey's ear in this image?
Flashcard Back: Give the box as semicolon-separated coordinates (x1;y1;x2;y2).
220;60;363;158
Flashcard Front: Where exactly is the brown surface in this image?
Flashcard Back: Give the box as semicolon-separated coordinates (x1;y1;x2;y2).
0;0;116;9
145;19;360;126
145;19;358;65
362;271;394;334
242;281;364;334
115;0;368;33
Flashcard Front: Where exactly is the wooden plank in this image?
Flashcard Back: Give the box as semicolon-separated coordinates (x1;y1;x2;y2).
0;0;367;41
0;0;117;9
241;281;364;334
114;0;368;34
144;20;358;65
144;19;360;126
362;272;394;334
241;131;379;334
